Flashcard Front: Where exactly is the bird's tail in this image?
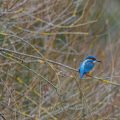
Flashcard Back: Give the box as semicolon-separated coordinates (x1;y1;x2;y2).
80;73;84;79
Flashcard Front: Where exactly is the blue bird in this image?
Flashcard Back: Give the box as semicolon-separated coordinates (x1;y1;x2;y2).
79;56;101;78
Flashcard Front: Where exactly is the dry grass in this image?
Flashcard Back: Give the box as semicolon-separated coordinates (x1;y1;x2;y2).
0;0;120;119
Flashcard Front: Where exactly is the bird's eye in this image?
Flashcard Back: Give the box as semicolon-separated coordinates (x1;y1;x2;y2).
92;58;96;60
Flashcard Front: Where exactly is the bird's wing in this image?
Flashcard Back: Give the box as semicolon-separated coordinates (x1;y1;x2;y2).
79;61;85;78
84;61;94;73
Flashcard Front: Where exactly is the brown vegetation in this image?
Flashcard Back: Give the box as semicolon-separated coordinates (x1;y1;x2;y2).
0;0;120;119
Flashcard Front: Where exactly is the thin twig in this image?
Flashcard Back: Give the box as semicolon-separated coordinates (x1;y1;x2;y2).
0;47;78;72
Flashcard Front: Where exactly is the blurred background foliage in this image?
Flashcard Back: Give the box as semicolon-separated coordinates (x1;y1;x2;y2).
0;0;120;119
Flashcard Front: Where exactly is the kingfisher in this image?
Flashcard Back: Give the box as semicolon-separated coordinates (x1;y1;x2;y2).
79;56;101;78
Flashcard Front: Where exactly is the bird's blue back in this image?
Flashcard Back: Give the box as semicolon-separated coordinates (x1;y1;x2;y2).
79;59;95;78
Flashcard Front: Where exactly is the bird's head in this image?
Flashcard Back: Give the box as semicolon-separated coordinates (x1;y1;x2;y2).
84;56;101;63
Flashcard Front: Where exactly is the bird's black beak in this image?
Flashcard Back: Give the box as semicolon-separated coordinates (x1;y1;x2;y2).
96;60;101;62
